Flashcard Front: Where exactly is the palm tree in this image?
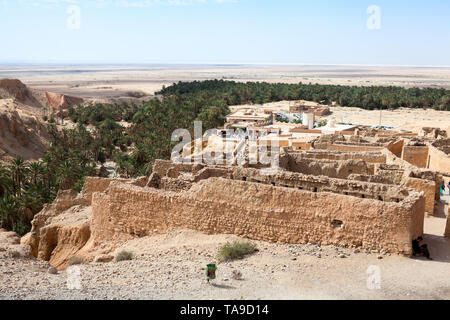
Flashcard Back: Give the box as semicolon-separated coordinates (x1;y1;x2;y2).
0;195;19;230
57;161;82;190
0;164;11;197
8;157;27;196
27;161;44;185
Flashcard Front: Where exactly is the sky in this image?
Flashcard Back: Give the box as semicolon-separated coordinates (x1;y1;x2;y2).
0;0;449;66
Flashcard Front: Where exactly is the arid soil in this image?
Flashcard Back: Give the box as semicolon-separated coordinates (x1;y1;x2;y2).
2;64;450;98
1;203;449;300
231;100;450;133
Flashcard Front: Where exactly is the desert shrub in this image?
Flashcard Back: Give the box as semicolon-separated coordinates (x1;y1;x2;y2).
67;256;84;266
115;250;133;262
10;250;21;258
217;241;258;262
232;270;243;280
74;177;86;194
125;91;147;98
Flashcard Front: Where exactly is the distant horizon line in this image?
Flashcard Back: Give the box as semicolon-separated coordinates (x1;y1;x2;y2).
0;62;450;69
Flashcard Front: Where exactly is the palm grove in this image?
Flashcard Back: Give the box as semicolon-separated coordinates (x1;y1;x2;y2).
1;80;449;235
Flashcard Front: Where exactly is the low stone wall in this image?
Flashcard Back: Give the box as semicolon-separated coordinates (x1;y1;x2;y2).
401;146;429;168
286;150;386;164
168;164;415;203
386;139;404;157
231;167;412;203
153;159;205;178
427;145;450;174
403;177;436;215
81;177;134;204
317;143;384;153
91;178;425;254
284;158;370;179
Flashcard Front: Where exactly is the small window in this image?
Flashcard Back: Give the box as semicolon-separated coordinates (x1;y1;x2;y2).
242;177;247;181
331;219;344;228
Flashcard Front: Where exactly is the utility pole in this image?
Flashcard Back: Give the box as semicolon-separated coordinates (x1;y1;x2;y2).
379;108;382;127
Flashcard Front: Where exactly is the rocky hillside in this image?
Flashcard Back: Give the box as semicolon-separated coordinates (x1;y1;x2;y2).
0;107;49;161
0;79;46;110
0;79;88;161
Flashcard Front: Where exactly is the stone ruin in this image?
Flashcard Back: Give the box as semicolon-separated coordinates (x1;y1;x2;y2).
22;131;450;269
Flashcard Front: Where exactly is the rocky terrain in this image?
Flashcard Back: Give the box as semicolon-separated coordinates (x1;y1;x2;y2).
0;79;87;161
1;227;449;300
0;106;49;161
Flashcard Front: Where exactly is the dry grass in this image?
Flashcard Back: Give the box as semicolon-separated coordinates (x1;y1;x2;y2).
67;256;84;266
217;241;258;262
115;250;133;262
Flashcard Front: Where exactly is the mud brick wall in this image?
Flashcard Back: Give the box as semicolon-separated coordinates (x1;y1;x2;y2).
91;178;424;255
401;146;429;168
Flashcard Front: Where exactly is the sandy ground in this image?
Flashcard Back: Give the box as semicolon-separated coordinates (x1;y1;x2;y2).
1;64;450;99
323;107;450;131
230;100;450;132
0;198;449;300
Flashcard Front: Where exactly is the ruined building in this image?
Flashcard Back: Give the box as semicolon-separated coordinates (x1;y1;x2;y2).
23;127;450;269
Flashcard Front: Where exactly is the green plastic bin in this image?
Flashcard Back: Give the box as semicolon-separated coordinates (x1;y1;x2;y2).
206;264;217;281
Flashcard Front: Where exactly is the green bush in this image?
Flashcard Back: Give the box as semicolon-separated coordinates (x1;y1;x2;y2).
74;177;86;194
10;250;21;258
13;222;31;237
115;250;133;262
217;241;258;262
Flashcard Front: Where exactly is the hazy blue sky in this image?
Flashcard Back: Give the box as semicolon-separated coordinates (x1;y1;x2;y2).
0;0;449;65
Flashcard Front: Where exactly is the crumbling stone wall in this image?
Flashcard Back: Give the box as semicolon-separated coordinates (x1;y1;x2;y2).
432;138;450;155
403;177;436;215
153;159;205;178
161;163;414;203
80;177;135;203
401;145;429;168
90;178;425;254
427;145;450;174
230;167;411;203
283;158;370;179
386;139;404;157
285;149;387;164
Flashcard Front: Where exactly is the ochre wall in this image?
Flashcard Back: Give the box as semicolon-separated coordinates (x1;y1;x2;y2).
91;178;424;254
386;140;404;157
285;158;370;179
427;145;450;174
287;150;387;164
403;177;436;215
324;144;384;153
401;146;429;168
